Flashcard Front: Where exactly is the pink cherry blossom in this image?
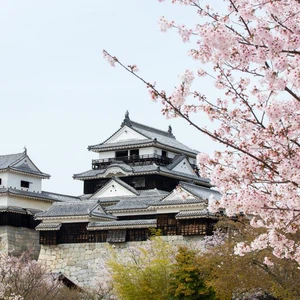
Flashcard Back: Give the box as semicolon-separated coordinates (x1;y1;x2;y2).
103;0;300;265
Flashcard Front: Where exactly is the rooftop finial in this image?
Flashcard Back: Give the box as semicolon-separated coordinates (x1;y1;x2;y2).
23;146;27;155
122;110;132;127
168;125;172;134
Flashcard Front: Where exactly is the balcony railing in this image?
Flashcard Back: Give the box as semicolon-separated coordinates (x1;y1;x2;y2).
92;154;173;169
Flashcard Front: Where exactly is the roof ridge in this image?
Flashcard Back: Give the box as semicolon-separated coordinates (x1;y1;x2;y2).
42;191;79;198
129;120;175;139
179;181;213;190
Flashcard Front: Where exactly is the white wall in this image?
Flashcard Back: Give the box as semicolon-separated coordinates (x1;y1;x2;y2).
98;151;115;160
7;196;52;211
172;159;195;175
139;147;156;156
105;126;146;143
5;172;42;192
140;147;176;158
0;172;9;188
0;195;9;207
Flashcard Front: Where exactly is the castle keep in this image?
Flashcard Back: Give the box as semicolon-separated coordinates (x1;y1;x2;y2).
36;112;220;246
0;112;221;286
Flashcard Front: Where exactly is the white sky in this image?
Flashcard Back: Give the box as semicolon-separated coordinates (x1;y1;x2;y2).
0;1;220;196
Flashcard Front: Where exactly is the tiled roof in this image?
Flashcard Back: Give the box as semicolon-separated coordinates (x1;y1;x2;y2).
0;188;80;203
166;154;186;170
150;198;206;207
175;209;217;219
87;219;157;230
73;162;210;186
130;120;198;155
41;191;81;202
109;177;140;195
105;195;164;212
89;140;153;151
35;200;115;219
179;181;221;200
36;222;62;231
0;153;24;169
88;116;198;156
0;205;42;215
139;189;169;196
0;152;50;178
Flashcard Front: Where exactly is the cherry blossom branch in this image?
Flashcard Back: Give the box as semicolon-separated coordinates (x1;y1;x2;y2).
103;50;292;180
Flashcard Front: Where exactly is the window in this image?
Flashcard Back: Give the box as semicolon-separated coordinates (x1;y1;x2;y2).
180;219;207;235
106;230;126;243
0;178;2;185
115;150;128;158
157;214;178;235
162;150;167;157
130;149;139;156
20;180;30;188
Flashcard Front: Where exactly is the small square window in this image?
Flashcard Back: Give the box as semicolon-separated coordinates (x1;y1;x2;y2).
21;180;30;188
0;178;2;185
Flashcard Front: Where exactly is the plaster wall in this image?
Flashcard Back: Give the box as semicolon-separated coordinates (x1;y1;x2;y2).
106;126;146;143
5;172;42;192
172;159;195;175
38;236;205;289
0;172;9;188
0;195;8;206
7;196;52;211
98;151;115;160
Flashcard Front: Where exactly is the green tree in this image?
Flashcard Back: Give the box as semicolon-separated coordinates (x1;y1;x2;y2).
198;219;300;300
169;246;217;300
108;237;175;300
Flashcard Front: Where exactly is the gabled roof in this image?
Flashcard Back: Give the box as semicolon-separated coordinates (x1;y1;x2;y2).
179;181;221;200
36;222;62;231
88;177;139;199
0;151;50;178
150;182;221;207
88;112;198;156
166;154;187;170
105;195;164;212
0;188;80;203
35;200;116;220
88;189;168;207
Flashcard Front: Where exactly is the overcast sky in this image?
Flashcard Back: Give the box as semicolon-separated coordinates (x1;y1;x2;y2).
0;1;221;196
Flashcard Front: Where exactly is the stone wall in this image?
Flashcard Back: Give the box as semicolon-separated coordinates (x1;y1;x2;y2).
38;235;206;289
0;226;40;259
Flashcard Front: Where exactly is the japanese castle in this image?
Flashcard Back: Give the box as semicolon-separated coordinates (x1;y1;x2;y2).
0;112;221;252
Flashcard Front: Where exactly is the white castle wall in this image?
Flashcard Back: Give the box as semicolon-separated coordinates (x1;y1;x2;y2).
38;236;206;289
4;172;42;192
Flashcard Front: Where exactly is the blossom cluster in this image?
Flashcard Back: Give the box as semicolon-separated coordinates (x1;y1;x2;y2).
154;0;300;264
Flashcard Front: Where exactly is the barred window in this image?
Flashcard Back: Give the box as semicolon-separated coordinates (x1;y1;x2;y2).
180;219;207;235
40;231;57;245
106;230;126;243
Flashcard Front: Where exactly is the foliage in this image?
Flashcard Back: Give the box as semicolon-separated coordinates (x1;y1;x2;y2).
108;237;175;300
104;0;300;265
169;246;217;300
199;219;300;299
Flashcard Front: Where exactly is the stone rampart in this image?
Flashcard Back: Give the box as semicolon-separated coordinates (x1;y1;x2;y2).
38;235;205;288
0;226;40;258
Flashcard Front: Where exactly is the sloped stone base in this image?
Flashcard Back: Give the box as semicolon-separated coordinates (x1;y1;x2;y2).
0;226;40;259
38;235;205;288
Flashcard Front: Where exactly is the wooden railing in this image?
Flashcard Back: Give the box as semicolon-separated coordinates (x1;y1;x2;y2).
92;154;173;169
